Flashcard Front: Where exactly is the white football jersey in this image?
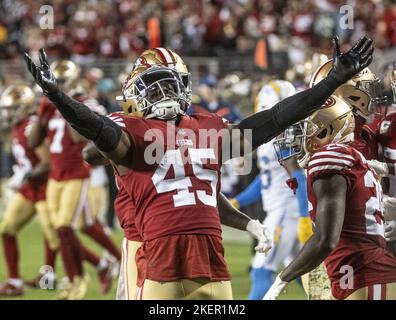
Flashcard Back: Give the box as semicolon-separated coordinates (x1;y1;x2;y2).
257;139;299;217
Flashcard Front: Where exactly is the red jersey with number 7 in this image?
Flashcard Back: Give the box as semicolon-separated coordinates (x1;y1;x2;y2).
108;112;231;284
38;97;90;181
378;112;396;195
307;143;396;300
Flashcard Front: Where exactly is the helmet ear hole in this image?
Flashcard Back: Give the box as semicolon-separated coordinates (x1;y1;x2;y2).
317;128;327;139
348;96;360;102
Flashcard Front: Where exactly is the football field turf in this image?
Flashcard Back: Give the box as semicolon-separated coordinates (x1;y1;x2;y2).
0;220;306;300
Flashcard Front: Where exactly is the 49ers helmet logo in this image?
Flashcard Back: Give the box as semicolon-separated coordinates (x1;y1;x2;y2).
321;96;336;109
136;57;151;68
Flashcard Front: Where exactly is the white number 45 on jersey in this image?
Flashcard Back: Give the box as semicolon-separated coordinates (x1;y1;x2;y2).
152;148;218;208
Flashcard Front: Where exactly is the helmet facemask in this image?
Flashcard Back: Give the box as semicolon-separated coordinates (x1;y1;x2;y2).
390;68;396;105
118;67;189;120
180;72;192;103
273;122;307;166
274;104;355;169
0;106;16;130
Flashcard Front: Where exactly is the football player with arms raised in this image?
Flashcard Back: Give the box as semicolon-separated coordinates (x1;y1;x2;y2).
24;36;373;299
83;48;273;299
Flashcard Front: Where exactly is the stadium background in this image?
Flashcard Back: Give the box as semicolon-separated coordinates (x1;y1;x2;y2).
0;0;396;299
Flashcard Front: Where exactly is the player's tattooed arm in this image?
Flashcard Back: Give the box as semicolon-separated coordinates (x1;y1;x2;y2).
279;174;346;282
237;36;374;151
24;49;133;166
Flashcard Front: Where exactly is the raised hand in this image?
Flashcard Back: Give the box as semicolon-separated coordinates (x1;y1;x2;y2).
328;35;374;85
24;48;58;95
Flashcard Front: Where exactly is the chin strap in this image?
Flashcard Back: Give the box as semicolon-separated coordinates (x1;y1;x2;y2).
298;150;311;169
333;115;355;145
354;108;374;123
145;99;185;120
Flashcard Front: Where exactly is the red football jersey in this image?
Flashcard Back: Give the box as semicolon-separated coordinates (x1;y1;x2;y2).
110;112;227;241
108;112;231;283
378;112;396;195
38;97;90;181
350;121;379;160
307;143;396;300
114;173;142;242
11;116;46;202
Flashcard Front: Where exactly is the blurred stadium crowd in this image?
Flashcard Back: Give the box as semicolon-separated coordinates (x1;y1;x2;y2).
1;0;396;61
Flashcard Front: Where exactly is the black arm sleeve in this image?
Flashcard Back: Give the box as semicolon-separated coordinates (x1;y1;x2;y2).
47;90;122;152
238;76;340;149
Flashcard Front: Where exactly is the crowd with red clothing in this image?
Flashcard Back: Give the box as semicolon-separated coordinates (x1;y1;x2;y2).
2;0;396;62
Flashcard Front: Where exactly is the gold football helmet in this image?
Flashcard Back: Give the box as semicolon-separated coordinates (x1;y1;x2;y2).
304;95;355;153
274;95;354;168
50;60;80;92
117;63;189;120
309;59;385;119
0;84;35;127
117;48;190;119
133;48;191;99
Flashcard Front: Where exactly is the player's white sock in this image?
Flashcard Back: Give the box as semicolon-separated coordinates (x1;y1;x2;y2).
9;278;23;288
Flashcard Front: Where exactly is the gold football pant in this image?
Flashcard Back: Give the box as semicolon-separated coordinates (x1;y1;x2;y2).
119;239;142;300
0;192;58;249
87;185;108;223
46;178;92;229
137;278;233;300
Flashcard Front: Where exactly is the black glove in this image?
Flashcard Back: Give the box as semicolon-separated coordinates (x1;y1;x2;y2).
24;48;58;95
327;35;374;86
